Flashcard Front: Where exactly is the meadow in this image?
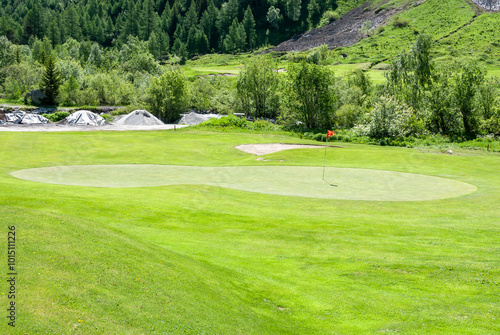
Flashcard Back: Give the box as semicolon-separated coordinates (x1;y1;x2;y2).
1;129;499;334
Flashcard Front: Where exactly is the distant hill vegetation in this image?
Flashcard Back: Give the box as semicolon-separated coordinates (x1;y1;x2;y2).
275;0;499;69
0;0;369;58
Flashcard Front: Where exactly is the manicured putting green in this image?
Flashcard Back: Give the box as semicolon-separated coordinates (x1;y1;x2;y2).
11;164;476;201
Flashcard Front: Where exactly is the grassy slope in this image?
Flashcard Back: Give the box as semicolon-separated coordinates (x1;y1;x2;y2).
336;0;476;62
181;0;499;84
1;129;499;334
333;0;500;68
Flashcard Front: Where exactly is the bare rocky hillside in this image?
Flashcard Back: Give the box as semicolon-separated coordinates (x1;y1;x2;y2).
273;0;498;53
273;1;422;52
471;0;500;10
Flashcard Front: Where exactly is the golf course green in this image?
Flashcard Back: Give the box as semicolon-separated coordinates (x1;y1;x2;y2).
11;164;476;201
0;129;498;334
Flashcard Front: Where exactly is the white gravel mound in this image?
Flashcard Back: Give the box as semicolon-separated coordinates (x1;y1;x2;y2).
61;110;106;126
114;110;164;126
20;113;49;124
178;112;222;125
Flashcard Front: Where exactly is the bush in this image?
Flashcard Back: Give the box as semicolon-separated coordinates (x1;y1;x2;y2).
392;16;409;28
190;77;216;111
100;114;113;122
336;104;364;128
43;111;70;122
236;57;280;118
307;50;321;64
196;114;280;131
364;96;425;138
83;72;134;106
1;62;43;99
283;62;337;130
318;10;339;28
147;68;189;122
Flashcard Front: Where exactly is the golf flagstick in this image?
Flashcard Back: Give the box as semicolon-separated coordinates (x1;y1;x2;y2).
322;145;327;180
323;130;334;181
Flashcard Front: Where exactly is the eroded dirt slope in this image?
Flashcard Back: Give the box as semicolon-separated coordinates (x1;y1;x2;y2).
273;1;423;52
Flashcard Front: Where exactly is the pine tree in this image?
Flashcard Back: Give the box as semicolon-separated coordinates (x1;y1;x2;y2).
121;0;140;41
47;17;61;47
224;19;246;54
87;43;103;67
82;12;92;39
104;16;115;46
187;26;198;56
141;0;158;40
41;55;62;106
173;22;187;43
195;30;209;55
242;6;257;49
184;1;199;33
160;3;172;31
93;16;105;44
158;30;170;59
148;31;161;59
65;6;82;41
199;0;219;51
23;5;43;41
216;0;239;39
167;3;180;37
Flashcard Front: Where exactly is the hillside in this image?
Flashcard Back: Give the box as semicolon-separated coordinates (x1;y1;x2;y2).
273;0;420;52
0;0;364;57
274;0;500;67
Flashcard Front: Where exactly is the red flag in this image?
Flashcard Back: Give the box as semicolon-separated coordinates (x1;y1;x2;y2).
326;130;334;138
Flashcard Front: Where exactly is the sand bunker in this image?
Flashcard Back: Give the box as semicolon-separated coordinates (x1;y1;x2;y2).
11;165;477;201
236;143;328;155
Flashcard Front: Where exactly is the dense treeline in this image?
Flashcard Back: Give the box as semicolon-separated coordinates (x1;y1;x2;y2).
0;33;499;139
0;0;341;57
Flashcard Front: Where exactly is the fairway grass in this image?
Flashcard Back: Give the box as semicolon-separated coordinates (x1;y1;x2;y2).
11;164;476;201
1;130;499;334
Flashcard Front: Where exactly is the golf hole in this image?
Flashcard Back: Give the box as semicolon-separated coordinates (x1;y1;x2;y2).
11;165;477;201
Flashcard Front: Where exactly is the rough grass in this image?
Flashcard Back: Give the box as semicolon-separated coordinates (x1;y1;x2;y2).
1;130;499;334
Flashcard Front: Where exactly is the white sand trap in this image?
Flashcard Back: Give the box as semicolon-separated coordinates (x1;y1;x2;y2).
236;143;327;155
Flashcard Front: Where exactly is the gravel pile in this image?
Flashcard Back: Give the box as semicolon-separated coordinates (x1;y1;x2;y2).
0;110;49;124
60;110;107;126
114;110;164;126
178;112;222;125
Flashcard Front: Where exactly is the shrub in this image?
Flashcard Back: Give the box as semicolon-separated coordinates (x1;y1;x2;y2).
190;77;217;111
100;114;113;122
43;111;70;122
236;57;280;118
336;104;364;128
288;53;307;63
364;96;425;138
318;10;339;28
147;67;189;122
392;16;409;28
307;50;321;64
196;114;280;131
283;62;337;130
2;62;43;99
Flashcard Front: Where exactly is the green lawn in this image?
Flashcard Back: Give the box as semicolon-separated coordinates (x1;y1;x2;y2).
1;130;499;334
